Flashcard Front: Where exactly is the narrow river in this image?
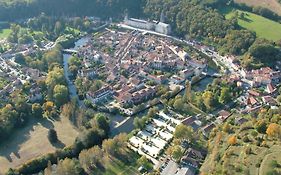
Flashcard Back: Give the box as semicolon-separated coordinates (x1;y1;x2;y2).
63;37;90;107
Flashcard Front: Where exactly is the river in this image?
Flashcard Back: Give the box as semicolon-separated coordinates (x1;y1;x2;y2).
63;37;90;107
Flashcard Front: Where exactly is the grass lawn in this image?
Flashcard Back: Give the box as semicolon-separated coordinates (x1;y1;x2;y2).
0;28;11;39
259;146;281;175
221;7;281;41
96;151;142;175
0;116;79;174
234;0;281;16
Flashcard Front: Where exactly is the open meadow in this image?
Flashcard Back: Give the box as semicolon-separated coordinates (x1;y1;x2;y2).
221;7;281;41
0;116;79;174
0;28;11;39
234;0;281;16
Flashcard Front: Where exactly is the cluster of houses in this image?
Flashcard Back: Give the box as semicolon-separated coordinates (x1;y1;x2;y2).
76;29;208;113
0;54;45;102
128;110;208;175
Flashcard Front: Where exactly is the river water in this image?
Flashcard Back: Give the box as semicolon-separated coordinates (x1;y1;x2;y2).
63;37;90;106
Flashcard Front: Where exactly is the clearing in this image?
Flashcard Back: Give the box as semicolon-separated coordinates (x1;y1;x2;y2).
0;28;11;39
234;0;281;16
0;116;79;174
221;7;281;41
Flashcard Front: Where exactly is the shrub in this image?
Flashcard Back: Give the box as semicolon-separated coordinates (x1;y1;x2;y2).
242;136;250;143
48;129;58;143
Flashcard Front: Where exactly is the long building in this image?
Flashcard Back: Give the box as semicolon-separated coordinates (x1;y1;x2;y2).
124;13;172;35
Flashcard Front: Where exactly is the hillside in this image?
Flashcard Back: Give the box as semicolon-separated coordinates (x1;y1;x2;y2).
201;111;281;175
222;7;281;41
234;0;281;16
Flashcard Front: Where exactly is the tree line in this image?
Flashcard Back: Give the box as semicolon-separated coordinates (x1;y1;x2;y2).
0;0;145;21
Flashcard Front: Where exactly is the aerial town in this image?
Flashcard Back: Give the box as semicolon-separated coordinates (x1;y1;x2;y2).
0;0;281;175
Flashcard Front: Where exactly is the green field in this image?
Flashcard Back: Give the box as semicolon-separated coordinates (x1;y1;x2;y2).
0;28;11;39
221;7;281;41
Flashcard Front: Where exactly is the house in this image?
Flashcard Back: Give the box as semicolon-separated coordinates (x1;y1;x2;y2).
86;86;113;104
248;90;261;97
131;87;156;104
186;148;206;161
79;68;97;79
181;156;199;169
262;96;277;105
235;117;248;125
182;116;197;126
266;83;277;94
202;123;216;137
217;110;231;122
247;97;258;107
175;167;195;175
180;69;194;79
170;75;185;85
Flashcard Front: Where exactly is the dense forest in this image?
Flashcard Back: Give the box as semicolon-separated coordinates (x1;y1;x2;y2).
0;0;145;21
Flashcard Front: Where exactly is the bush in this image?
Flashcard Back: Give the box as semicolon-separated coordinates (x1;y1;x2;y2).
48;129;58;143
242;136;250;143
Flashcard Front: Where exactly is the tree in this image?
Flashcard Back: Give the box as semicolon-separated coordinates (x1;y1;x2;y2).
53;85;69;107
219;87;231;104
202;91;216;111
48;128;58;143
184;81;192;102
255;120;267;134
266;123;281;139
44;161;52;175
277;95;281;104
168;145;184;162
137;156;153;171
31;103;43;118
79;146;103;173
134;117;146;129
244;146;252;155
91;113;110;136
222;123;232;133
173;98;184;111
174;124;193;142
56;158;84;175
228;135;237;145
102;133;127;157
14;53;25;65
54;21;64;36
46;66;66;98
147;107;158;118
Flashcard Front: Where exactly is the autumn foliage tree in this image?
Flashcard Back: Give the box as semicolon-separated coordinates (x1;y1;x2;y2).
228;135;237;146
266;123;281;139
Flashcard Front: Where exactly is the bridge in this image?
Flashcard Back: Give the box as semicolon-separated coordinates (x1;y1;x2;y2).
63;49;78;54
202;72;222;78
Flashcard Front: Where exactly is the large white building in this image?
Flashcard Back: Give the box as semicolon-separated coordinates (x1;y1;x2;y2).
124;12;172;35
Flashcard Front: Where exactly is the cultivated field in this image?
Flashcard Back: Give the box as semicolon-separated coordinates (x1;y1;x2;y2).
0;116;79;174
223;7;281;41
234;0;281;16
